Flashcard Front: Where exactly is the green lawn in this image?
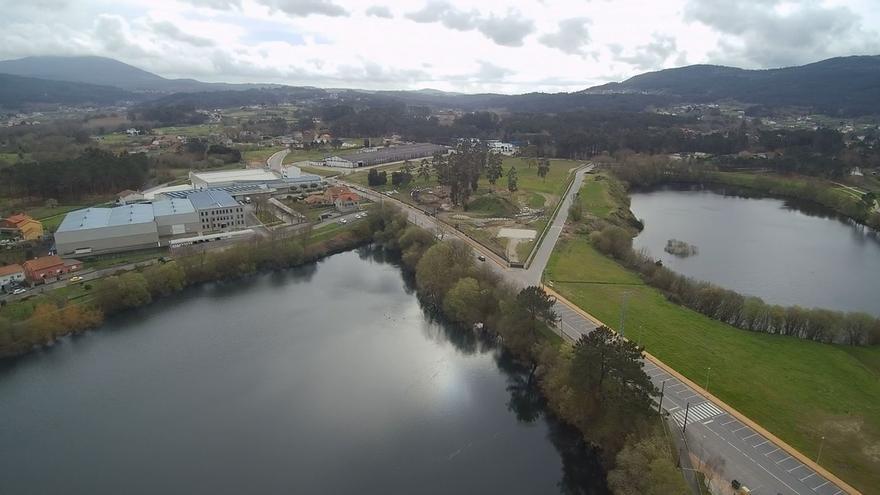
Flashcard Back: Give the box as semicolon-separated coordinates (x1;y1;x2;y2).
153;125;218;137
282;149;331;164
241;147;285;165
577;176;616;218
0;282;94;321
546;203;880;492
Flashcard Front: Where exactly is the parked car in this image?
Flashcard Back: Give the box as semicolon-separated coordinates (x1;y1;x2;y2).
477;255;486;262
69;276;84;283
339;219;348;224
12;288;26;295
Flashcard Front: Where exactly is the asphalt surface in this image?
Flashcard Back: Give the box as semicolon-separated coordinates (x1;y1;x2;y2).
340;168;851;495
266;149;289;170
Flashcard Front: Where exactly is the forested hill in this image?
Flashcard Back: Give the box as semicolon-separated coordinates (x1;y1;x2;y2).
586;55;880;116
0;56;273;93
0;73;137;110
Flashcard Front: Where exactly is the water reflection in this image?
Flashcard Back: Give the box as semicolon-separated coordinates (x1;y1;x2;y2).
0;248;609;494
630;185;880;314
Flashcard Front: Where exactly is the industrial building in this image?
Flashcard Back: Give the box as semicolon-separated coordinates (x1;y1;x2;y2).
189;166;324;194
186;190;246;232
55;199;202;256
323;143;447;168
152;198;201;236
55;204;160;256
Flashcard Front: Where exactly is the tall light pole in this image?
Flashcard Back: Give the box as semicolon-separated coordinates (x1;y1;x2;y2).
817;435;826;464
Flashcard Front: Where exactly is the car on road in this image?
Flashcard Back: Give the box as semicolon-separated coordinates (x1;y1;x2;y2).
339;219;348;224
69;276;84;283
12;288;26;295
477;255;486;262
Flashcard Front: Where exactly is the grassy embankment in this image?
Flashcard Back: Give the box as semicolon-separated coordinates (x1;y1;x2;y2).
545;172;880;492
346;157;580;260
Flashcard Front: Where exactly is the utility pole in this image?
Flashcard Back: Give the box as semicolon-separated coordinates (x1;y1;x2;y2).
682;402;690;433
658;380;667;413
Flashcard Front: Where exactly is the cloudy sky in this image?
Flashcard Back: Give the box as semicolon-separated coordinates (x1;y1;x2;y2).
2;0;879;93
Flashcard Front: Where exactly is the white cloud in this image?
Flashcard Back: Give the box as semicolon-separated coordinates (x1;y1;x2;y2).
0;0;876;93
540;17;591;56
365;5;392;18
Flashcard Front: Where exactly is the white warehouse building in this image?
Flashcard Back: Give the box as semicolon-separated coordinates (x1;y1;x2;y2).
55;199;201;256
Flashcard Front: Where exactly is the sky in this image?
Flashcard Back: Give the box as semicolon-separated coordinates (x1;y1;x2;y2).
1;0;879;93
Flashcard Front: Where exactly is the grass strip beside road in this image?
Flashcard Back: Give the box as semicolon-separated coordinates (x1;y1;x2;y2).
545;180;880;492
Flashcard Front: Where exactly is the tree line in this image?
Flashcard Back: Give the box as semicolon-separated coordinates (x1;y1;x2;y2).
0;148;151;199
589;221;880;346
0;222;373;359
367;208;688;494
610;154;880;230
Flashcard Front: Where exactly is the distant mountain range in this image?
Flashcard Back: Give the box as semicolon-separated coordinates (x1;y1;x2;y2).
1;55;878;116
0;56;272;93
0;73;135;109
585;55;880;116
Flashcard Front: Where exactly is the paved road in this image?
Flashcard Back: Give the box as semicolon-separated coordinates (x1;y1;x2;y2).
266;149;289;170
340;168;854;495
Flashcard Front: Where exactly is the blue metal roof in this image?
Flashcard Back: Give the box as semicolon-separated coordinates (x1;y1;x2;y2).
151;198;195;216
57;204;155;232
186;189;239;210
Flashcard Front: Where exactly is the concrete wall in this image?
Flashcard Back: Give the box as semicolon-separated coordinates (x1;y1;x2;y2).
155;211;200;237
55;223;159;256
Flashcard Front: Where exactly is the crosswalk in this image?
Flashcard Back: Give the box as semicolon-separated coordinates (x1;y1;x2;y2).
672;401;724;426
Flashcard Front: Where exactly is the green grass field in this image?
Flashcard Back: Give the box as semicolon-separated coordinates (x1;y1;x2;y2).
241;147;285;165
282;149;331;164
545;179;880;492
154;125;219;137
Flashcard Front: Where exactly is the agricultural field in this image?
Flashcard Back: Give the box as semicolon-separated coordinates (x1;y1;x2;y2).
545;176;880;492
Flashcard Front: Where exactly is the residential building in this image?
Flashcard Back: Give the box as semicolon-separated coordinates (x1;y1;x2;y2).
486;140;518;155
334;192;361;212
22;256;81;284
0;264;25;290
1;214;44;241
187;189;246;232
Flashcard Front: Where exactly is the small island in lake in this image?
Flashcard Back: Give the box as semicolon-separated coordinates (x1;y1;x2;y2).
665;239;698;257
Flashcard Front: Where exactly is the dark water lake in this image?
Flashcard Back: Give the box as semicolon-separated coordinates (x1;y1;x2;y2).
630;185;880;316
0;249;607;494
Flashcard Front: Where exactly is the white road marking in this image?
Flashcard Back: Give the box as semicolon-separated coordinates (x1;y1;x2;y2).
763;447;779;456
671;401;724;426
812;480;829;490
721;419;737;426
799;472;815;482
742;433;758;441
775;455;792;464
754;440;769;448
